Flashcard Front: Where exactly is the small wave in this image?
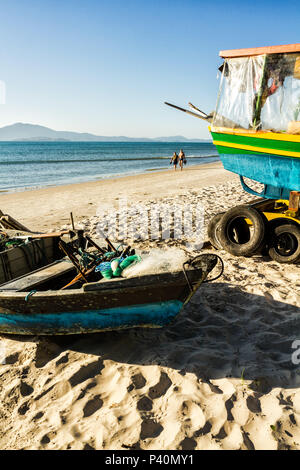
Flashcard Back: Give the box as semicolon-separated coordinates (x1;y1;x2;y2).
0;154;218;165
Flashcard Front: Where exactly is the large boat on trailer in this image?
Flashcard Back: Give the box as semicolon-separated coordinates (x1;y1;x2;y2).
211;43;300;200
166;43;300;263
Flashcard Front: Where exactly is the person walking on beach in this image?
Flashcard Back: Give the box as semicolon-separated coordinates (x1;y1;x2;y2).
170;151;179;170
178;149;186;171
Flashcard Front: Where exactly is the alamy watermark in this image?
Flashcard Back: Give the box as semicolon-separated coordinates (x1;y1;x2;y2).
291;340;300;365
0;340;6;365
96;197;205;248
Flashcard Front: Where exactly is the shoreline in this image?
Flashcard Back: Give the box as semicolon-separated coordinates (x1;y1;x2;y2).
1;156;220;195
0;161;235;231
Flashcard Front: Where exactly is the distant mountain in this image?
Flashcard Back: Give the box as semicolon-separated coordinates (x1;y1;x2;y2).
0;123;211;142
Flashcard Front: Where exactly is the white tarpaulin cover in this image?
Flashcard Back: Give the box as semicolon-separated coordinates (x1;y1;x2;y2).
213;53;300;133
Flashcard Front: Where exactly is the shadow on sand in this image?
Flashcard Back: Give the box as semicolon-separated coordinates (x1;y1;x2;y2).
7;283;300;392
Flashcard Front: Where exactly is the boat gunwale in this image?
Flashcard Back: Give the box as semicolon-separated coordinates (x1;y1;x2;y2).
210;126;300;143
0;268;201;298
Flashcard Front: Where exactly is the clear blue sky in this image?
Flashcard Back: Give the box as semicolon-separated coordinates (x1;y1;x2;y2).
0;0;299;138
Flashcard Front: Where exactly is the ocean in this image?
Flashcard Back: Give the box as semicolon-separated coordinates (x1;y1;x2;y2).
0;141;219;192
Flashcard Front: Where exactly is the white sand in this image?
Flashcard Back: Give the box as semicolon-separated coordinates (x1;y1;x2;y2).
0;163;299;450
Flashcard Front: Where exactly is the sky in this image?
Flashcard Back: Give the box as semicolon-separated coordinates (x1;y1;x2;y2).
0;0;299;139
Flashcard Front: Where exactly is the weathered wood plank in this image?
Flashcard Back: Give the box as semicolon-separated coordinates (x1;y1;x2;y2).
220;43;300;58
0;238;56;283
0;259;74;291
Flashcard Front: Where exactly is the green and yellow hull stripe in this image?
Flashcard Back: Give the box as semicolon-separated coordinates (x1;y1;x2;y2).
210;126;300;159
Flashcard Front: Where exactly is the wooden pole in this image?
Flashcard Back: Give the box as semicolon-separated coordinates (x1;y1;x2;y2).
58;239;88;283
85;235;106;254
70;212;75;231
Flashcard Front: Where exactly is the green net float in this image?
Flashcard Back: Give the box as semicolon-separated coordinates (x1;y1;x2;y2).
119;255;141;270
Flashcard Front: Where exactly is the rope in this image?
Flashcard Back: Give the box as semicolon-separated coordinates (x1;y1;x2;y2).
25;290;37;302
182;253;224;293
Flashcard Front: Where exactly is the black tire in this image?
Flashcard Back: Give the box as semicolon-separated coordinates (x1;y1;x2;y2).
217;205;266;256
268;223;300;264
228;217;250;245
207;213;225;250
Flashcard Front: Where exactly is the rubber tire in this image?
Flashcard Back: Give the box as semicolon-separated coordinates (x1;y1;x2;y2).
228;218;250;245
207;213;224;250
217;205;266;256
268;223;300;264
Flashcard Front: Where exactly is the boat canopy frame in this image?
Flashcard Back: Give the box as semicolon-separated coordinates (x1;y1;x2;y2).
213;44;300;134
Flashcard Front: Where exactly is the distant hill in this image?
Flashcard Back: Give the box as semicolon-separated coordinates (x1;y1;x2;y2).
0;123;211;142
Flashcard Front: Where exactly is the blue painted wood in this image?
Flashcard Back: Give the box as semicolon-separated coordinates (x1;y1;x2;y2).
0;300;184;335
219;153;300;198
240;176;291;200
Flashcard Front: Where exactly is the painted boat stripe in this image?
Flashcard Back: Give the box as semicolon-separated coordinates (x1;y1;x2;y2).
213;140;300;159
210;126;300;143
0;300;183;335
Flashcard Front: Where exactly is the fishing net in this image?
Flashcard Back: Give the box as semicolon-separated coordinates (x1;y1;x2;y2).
121;248;188;278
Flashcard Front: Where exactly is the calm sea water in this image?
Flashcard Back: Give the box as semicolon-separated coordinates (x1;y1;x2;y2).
0;141;219;192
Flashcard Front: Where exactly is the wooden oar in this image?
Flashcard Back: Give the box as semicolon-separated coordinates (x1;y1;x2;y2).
61;266;96;290
9;230;73;240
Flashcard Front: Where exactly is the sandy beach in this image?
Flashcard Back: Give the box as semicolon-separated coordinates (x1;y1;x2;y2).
0;162;299;450
0;162;230;232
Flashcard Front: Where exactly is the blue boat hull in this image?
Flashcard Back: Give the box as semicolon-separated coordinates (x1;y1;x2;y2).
0;300;184;335
210;128;300;199
220;153;300;198
0;256;220;335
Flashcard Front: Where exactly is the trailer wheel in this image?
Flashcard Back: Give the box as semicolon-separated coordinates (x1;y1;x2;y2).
268;224;300;264
207;213;224;250
217;205;266;256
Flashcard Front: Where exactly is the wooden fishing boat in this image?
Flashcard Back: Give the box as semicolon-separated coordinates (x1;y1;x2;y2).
0;253;221;335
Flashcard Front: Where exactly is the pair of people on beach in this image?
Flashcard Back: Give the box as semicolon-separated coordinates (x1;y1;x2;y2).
170;149;186;171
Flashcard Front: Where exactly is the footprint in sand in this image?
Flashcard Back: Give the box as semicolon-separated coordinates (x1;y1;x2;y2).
127;372;146;392
20;381;33;397
83;443;95;450
40;434;50;445
18;401;30;416
69;359;104;387
148;372;172;399
77;381;97;401
213;426;228;440
225;394;236;421
137;396;153;411
131;373;146;390
140;418;163;440
33;411;44;421
180;437;197;450
55;353;69;366
83;395;103;418
194;421;212;437
242;431;255;450
4;352;19;365
246;395;262;414
35;341;63;368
